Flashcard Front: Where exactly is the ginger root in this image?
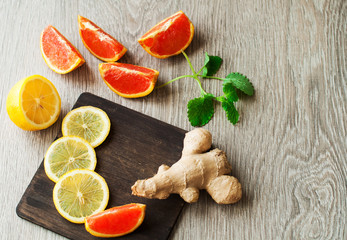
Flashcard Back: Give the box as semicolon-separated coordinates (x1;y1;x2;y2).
131;128;242;204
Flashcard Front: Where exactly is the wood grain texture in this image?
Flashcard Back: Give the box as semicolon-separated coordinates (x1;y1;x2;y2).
16;93;186;240
0;0;346;239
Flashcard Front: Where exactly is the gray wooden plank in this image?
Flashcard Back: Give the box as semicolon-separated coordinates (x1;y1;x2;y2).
0;0;345;239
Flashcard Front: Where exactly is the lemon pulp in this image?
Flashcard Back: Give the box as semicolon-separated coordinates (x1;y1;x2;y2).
62;106;110;147
53;169;109;223
44;136;96;182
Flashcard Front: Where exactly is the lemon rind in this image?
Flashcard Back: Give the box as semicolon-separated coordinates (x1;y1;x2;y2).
44;136;97;182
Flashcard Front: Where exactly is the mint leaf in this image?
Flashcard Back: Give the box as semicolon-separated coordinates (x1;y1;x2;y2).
225;73;254;96
159;51;254;127
223;81;238;102
202;53;222;77
221;98;239;125
187;94;215;126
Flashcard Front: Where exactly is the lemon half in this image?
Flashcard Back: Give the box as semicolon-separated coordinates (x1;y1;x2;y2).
6;75;61;131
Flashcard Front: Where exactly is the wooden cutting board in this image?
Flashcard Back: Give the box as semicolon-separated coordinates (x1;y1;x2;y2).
16;92;186;240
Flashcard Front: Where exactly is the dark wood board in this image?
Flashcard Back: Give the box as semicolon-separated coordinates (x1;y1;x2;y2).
16;92;186;240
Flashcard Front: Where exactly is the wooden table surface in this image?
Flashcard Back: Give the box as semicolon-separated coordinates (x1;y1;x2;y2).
0;0;346;239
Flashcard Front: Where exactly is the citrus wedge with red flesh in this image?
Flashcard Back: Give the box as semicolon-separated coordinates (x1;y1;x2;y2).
138;11;194;59
40;25;85;74
99;63;159;98
85;203;146;238
78;15;127;62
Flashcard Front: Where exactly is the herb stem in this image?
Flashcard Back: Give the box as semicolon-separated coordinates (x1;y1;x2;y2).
181;50;207;95
197;75;225;81
196;66;205;75
193;75;207;95
181;50;197;75
215;95;226;102
155;75;194;89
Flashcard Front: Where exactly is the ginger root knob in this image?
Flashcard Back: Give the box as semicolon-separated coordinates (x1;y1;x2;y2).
131;128;242;204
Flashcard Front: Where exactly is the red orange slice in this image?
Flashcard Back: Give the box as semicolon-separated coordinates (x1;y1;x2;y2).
85;203;146;238
99;63;159;98
138;11;194;59
40;25;85;74
78;15;127;62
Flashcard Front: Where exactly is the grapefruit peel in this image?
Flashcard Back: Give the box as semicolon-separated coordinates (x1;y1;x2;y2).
138;11;194;59
99;63;159;98
85;203;146;238
137;11;254;126
40;25;85;74
78;15;127;62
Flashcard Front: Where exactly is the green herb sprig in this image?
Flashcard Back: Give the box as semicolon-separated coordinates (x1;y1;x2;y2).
157;51;254;127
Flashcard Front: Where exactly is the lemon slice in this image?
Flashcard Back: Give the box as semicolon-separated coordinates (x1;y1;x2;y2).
6;75;61;131
53;169;109;223
62;106;111;147
44;136;97;182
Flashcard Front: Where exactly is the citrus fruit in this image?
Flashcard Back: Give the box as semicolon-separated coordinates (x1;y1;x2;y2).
6;75;61;131
40;25;85;74
62;106;111;148
78;15;127;62
85;203;146;237
44;136;97;182
53;169;109;223
138;11;194;59
99;62;159;98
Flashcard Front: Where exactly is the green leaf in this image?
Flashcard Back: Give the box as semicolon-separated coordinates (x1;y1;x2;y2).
202;53;223;77
221;98;239;125
223;82;239;102
187;94;215;126
225;73;254;96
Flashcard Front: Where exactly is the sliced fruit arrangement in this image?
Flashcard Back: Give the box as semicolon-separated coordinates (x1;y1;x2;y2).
85;203;146;237
40;25;85;74
62;106;111;147
78;15;127;62
6;75;61;131
53;169;109;223
138;11;194;59
44;136;96;182
99;62;159;98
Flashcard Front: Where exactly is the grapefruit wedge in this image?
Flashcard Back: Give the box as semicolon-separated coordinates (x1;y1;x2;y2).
85;203;146;238
78;15;127;62
99;63;159;98
40;25;85;74
138;11;194;59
